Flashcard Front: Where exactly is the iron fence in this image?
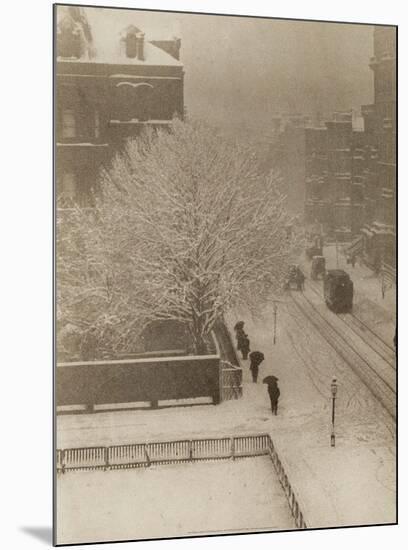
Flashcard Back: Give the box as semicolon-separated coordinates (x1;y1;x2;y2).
57;433;307;528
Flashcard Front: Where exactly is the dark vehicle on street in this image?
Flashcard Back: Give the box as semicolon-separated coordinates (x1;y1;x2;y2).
306;235;324;260
324;269;353;313
284;264;305;291
311;255;326;280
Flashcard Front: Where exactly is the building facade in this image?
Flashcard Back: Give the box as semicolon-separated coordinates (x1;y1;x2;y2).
304;127;328;228
56;7;184;205
304;112;366;241
362;26;396;267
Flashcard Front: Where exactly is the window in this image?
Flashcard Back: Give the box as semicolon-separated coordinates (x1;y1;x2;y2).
62;110;76;138
95;111;100;139
61;172;76;199
114;82;154;122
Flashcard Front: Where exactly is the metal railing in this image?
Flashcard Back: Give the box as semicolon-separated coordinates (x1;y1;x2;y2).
220;360;243;400
56;433;307;529
267;438;307;529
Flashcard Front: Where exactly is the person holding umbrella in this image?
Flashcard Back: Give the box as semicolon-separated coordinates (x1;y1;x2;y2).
234;321;245;334
248;350;264;383
235;321;250;360
238;333;250;360
263;375;280;415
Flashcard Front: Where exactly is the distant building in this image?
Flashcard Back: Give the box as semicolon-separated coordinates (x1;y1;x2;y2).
360;104;378;250
361;26;396;267
304;111;366;240
326;114;353;241
271;116;308;215
304;127;328;227
55;6;184;205
269;114;317;216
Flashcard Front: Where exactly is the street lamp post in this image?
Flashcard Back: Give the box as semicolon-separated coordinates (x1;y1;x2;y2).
380;262;386;299
273;302;278;345
330;377;338;447
335;234;339;268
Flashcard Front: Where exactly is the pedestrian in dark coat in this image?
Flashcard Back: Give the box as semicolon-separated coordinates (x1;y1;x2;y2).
249;351;264;383
234;321;245;333
237;332;250;360
267;380;280;415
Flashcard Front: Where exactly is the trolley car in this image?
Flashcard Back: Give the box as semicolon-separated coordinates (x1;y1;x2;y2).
324;269;353;313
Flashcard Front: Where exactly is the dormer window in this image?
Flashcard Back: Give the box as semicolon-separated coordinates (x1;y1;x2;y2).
126;32;138;58
120;25;145;61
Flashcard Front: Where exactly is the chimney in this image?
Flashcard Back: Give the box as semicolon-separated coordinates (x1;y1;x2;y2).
57;14;83;58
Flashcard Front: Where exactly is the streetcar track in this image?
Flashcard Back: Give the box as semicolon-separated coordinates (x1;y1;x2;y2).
286;304;372;409
287;301;390;414
307;281;395;368
295;291;395;393
290;290;395;421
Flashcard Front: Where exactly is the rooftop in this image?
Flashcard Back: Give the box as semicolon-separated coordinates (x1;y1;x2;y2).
56;6;183;68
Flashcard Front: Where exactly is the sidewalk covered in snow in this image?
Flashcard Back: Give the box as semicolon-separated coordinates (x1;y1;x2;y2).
57;288;396;530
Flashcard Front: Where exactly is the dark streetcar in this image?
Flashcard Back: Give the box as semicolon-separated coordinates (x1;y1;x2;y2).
284;264;305;291
324;269;353;313
311;255;326;280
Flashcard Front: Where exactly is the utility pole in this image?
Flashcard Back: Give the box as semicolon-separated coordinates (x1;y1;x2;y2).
272;299;285;345
273;302;278;345
330;377;338;447
335;234;339;268
381;261;386;299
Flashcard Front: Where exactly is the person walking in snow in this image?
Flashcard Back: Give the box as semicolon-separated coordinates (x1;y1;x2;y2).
249;350;264;383
238;333;250;360
234;321;245;334
235;322;250;360
264;376;280;415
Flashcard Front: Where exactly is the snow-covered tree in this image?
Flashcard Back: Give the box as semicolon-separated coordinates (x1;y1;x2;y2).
57;119;301;358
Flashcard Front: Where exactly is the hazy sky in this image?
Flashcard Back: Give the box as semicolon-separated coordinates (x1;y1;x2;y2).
86;7;375;127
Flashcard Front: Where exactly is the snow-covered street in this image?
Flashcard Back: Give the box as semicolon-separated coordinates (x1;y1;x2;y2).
57;456;295;545
57;286;396;531
314;244;396;344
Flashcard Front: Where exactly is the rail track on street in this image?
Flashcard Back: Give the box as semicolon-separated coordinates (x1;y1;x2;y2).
308;280;395;368
290;288;396;421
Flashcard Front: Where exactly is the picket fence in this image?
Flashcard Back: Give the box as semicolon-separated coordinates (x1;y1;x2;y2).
57;433;307;529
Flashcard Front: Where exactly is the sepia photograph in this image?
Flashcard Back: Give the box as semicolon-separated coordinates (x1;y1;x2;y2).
54;3;397;546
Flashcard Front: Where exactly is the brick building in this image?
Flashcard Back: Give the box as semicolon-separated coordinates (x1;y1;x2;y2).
361;26;396;267
304;127;328;227
55;7;184;205
304;111;366;240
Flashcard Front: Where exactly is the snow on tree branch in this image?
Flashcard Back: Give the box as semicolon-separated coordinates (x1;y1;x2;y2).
57;119;302;358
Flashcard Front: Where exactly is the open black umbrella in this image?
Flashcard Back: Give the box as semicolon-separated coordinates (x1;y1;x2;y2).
234;321;245;331
263;375;278;384
249;351;264;362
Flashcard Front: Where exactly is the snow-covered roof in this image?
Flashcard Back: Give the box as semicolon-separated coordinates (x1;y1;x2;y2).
56;6;183;68
57;40;183;67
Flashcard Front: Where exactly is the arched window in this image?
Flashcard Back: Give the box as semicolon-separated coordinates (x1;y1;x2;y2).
114;82;154;122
